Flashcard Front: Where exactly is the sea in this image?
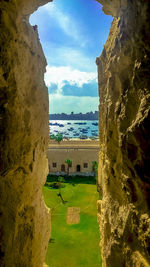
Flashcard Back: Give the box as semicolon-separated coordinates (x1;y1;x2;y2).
49;120;99;139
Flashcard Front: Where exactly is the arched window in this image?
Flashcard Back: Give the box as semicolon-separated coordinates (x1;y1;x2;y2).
61;164;65;172
52;163;57;168
76;165;81;172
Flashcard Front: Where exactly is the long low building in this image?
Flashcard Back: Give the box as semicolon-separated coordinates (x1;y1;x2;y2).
47;139;99;175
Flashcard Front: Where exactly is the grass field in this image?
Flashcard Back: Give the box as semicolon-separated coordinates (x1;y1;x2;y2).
43;177;102;267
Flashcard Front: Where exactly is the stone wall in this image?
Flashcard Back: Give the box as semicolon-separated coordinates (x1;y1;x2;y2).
48;140;99;174
0;1;51;266
97;0;150;266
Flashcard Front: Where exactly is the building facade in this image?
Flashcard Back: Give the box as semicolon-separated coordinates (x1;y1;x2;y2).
47;140;99;175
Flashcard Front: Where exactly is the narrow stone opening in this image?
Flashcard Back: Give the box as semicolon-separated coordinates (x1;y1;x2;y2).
29;1;112;266
1;0;150;266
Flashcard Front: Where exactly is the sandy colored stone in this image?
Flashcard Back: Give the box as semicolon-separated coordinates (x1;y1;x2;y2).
48;139;99;174
97;0;150;266
67;207;80;224
0;0;52;266
97;0;127;16
0;0;150;266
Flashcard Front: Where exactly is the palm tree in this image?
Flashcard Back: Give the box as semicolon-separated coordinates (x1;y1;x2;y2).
65;159;72;176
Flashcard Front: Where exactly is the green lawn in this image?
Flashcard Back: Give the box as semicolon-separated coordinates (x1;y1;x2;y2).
43;179;102;267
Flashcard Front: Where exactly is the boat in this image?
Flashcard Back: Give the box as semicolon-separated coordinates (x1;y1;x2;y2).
80;135;88;139
91;132;98;136
92;122;98;126
74;122;87;125
68;127;74;131
80;129;88;133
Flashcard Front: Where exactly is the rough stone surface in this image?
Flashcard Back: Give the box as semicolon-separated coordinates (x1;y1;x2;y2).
0;1;51;266
97;0;150;266
1;0;150;266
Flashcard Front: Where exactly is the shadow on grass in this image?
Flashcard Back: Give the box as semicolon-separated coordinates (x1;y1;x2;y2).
44;175;102;200
49;238;55;243
57;193;68;204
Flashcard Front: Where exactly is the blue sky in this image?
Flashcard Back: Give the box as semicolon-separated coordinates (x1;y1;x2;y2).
30;0;112;114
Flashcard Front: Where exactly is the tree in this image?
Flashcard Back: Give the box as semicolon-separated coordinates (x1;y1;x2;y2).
92;161;100;194
65;159;72;176
92;161;98;175
50;133;63;143
55;133;63;143
50;134;56;140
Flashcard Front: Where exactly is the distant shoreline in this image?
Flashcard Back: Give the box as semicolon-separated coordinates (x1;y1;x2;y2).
49;111;98;121
50;119;98;121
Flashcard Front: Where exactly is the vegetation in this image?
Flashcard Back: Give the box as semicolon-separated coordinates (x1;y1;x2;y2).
65;159;72;176
92;161;101;197
46;176;65;190
92;161;98;174
43;176;102;267
46;174;96;185
50;133;63;142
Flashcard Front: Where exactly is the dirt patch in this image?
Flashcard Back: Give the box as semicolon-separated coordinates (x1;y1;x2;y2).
67;207;80;224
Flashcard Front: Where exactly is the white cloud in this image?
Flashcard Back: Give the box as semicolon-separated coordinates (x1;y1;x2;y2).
45;65;97;94
44;45;96;72
42;2;86;46
49;94;99;114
